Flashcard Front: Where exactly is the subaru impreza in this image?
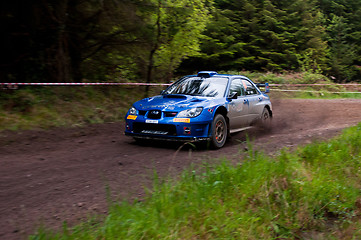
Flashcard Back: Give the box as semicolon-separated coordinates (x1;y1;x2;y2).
125;71;272;148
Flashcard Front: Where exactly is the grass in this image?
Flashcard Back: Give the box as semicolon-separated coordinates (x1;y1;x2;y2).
0;86;163;131
270;90;361;99
31;123;361;239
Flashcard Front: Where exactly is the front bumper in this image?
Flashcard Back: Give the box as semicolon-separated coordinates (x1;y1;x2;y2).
125;116;212;142
125;132;210;142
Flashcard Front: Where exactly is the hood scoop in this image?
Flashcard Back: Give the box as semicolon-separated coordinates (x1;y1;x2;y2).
163;94;187;99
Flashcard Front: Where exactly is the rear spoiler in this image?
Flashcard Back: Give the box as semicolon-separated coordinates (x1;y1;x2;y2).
256;83;270;93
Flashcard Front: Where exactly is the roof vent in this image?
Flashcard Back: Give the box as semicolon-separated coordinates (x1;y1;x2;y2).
197;71;218;78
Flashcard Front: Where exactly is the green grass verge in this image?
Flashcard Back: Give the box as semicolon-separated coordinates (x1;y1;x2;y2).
0;86;163;131
31;123;361;239
270;90;361;99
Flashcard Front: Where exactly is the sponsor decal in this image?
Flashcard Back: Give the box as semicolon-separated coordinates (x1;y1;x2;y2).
183;127;191;135
173;118;190;123
146;119;158;124
208;106;216;114
142;105;167;109
127;115;137;120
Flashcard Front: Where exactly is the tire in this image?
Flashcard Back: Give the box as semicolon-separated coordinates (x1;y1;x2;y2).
260;107;272;130
210;114;228;149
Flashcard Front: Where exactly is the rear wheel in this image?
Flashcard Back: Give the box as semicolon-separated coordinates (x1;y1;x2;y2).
210;114;227;149
260;107;272;130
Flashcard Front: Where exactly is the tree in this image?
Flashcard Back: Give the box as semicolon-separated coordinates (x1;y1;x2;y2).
2;0;361;83
317;0;361;81
181;0;328;74
1;0;153;83
326;15;357;81
140;0;212;95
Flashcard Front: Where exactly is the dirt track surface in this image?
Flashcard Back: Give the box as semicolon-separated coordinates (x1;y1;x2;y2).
1;98;361;239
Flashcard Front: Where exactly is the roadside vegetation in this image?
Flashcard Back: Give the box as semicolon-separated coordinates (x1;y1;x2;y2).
1;72;360;132
31;123;361;239
0;86;160;132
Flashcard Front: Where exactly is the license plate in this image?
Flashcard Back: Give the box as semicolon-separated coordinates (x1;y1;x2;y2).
146;119;158;124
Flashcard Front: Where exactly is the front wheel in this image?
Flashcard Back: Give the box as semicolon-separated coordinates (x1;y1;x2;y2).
210;114;228;149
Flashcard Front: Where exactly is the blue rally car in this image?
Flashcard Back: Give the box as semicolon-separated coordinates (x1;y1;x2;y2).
125;71;272;148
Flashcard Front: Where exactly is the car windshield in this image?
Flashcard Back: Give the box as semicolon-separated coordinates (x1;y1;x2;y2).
163;77;228;98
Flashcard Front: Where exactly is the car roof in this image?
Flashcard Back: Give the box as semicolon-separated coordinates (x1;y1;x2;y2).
185;71;250;80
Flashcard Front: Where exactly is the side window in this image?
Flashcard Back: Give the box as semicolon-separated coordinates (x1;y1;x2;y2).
242;79;258;95
229;79;245;97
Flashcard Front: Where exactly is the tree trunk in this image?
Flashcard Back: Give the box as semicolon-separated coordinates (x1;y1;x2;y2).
144;0;162;98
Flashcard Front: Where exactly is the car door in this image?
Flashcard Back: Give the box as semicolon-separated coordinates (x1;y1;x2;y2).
241;79;264;123
227;78;250;130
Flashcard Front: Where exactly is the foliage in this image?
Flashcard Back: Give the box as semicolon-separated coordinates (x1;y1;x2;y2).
318;0;361;81
2;0;361;84
326;15;358;81
151;0;212;80
30;123;361;239
140;0;212;96
181;0;329;75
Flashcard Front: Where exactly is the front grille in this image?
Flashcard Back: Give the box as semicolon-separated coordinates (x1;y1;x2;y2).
147;110;162;119
133;123;177;136
138;110;147;116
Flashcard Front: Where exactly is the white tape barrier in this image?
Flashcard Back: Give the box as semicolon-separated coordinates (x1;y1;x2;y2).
272;83;361;86
0;82;171;86
1;82;360;93
2;82;360;86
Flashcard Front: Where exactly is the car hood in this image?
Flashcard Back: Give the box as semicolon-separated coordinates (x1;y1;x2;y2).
133;94;213;111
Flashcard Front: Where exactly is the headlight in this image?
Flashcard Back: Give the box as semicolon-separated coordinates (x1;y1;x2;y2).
177;107;203;118
129;107;137;115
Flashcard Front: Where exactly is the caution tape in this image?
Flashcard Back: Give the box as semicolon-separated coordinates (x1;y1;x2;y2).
0;82;171;86
1;82;360;94
1;82;360;86
0;82;171;90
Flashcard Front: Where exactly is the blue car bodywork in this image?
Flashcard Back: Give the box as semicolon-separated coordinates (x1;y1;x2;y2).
125;71;272;148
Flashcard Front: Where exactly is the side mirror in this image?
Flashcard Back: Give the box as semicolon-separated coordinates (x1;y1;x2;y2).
228;92;238;100
265;83;270;93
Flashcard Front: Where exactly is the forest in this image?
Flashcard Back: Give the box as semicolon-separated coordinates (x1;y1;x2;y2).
2;0;361;84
